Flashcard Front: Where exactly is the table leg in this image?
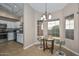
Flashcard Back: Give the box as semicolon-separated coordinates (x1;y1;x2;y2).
51;40;54;54
40;40;42;48
43;39;45;51
46;40;48;48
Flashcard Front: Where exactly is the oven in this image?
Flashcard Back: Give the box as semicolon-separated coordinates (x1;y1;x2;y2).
0;24;7;43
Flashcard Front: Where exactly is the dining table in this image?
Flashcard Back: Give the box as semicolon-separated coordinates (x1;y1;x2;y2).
42;36;61;54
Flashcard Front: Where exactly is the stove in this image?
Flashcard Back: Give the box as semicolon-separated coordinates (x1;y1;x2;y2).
0;24;7;43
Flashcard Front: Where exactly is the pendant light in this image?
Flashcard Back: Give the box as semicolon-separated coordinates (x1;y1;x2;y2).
40;3;52;20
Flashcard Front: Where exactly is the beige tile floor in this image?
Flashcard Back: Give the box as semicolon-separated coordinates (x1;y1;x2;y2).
0;41;76;56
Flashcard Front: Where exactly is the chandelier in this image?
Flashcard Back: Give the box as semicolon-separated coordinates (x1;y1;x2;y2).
40;3;52;20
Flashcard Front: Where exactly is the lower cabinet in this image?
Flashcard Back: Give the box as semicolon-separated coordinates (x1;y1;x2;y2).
17;33;23;44
8;32;14;41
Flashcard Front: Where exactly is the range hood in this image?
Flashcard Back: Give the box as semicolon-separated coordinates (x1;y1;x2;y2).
0;9;19;22
0;16;19;22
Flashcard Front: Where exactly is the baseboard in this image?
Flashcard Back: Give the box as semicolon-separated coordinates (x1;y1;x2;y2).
17;42;23;45
23;41;79;55
55;44;79;56
63;46;79;56
23;42;38;49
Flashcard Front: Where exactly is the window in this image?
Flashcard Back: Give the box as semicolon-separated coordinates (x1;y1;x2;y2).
37;20;43;36
65;14;74;40
48;20;60;37
41;23;43;30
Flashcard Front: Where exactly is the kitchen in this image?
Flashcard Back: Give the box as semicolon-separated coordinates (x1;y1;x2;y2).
0;17;24;44
0;3;24;45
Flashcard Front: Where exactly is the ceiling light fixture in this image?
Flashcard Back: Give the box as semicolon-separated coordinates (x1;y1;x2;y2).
40;3;52;21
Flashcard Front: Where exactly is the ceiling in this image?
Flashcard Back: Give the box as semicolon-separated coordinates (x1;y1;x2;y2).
0;3;24;17
30;3;67;13
0;3;67;18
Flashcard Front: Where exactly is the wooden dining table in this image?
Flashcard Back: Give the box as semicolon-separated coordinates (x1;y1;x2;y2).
42;36;61;54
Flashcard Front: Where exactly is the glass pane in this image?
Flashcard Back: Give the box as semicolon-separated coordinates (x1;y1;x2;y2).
48;21;55;30
66;24;70;29
41;23;43;30
70;20;74;29
66;20;70;25
70;24;74;29
55;21;59;25
48;20;60;37
65;15;74;40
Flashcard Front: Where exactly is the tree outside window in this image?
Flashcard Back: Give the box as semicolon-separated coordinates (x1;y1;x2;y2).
48;20;60;37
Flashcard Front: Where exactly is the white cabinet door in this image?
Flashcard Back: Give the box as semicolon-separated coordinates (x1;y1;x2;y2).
7;22;12;28
8;32;14;40
17;34;23;44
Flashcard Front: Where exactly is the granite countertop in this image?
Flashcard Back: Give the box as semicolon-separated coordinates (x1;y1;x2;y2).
0;28;23;34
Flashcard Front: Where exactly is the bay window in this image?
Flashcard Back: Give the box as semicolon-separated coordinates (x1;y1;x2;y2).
48;19;60;37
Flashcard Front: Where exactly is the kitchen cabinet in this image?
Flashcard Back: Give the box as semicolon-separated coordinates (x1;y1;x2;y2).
8;32;14;40
17;33;23;44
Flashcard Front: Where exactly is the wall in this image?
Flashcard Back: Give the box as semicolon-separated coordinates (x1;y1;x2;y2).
39;3;79;55
43;21;48;37
24;4;36;48
23;3;79;55
63;3;79;54
34;11;43;42
52;9;65;40
52;3;79;55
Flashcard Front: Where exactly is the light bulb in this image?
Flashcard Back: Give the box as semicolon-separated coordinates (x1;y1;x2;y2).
43;15;46;19
48;14;52;19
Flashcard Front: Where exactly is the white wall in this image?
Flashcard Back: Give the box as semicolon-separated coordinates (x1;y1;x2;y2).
63;3;79;54
43;21;48;37
34;11;43;42
23;3;79;55
36;3;79;55
24;4;36;48
52;3;79;55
